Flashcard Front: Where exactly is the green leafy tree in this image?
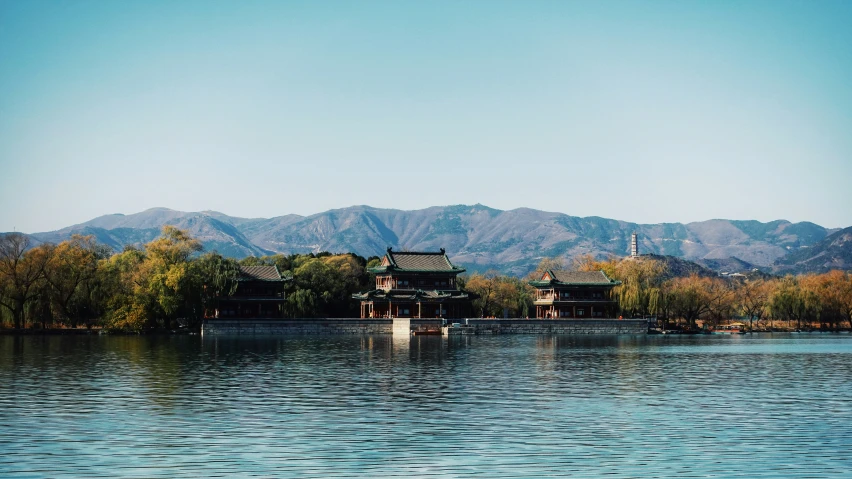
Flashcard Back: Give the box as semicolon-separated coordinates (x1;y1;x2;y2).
144;226;203;329
771;276;818;330
466;271;499;317
366;257;381;269
290;254;369;317
101;246;149;332
467;272;534;318
100;228;202;332
239;256;264;267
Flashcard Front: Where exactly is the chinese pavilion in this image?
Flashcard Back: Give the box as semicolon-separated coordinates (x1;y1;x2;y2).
212;265;288;319
529;270;621;319
352;248;475;319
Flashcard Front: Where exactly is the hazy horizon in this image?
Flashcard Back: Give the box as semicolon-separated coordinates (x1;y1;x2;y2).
2;1;851;232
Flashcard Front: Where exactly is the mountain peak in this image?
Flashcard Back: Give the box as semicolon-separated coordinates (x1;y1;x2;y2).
142;207;180;213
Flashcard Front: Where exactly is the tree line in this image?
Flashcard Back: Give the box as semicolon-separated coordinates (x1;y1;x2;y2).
444;256;852;331
2;228;851;331
0;227;376;332
572;255;852;331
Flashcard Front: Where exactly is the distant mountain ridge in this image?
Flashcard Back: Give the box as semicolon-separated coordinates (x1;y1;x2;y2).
772;226;852;274
30;208;273;259
15;205;850;276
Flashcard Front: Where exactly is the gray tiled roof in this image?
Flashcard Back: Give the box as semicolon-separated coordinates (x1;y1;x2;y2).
550;270;612;284
238;265;283;281
389;251;456;271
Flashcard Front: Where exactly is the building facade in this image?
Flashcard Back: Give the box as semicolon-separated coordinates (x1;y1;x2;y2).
213;265;288;319
352;248;475;319
529;270;621;319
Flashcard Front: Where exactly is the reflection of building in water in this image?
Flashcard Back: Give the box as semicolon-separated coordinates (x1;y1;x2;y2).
210;266;288;319
529;270;620;319
352;248;475;319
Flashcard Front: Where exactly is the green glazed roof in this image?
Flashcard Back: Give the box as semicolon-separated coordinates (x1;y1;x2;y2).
368;247;466;274
238;265;288;282
529;269;621;287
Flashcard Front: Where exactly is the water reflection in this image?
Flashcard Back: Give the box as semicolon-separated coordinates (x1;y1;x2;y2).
1;334;851;478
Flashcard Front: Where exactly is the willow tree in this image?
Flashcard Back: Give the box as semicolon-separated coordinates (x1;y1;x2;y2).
101;246;149;332
668;274;713;329
571;254;664;319
736;278;772;330
612;257;666;319
799;271;851;330
466;271;499;317
289;254;369;317
0;234;52;329
43;235;109;326
703;277;736;329
288;289;317;318
503;276;536;318
832;272;852;329
193;252;240;323
771;276;818;330
466;272;539;318
100;227;202;332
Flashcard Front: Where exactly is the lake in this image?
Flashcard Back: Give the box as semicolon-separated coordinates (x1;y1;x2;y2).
1;333;851;478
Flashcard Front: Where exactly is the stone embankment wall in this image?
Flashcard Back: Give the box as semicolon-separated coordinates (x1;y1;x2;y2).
202;318;647;335
458;319;648;335
202;319;389;335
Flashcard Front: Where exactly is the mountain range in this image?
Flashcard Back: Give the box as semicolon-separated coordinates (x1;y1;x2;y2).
15;205;852;276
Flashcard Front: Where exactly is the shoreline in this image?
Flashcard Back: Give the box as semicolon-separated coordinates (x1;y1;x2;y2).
3;321;850;336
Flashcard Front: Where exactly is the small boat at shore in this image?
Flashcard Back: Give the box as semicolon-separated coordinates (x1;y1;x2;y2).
710;322;747;335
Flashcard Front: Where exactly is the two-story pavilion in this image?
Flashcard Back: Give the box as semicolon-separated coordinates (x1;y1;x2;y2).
529;270;621;319
212;265;288;319
352;248;474;319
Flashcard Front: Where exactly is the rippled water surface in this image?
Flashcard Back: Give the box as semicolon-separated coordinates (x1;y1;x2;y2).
2;333;852;478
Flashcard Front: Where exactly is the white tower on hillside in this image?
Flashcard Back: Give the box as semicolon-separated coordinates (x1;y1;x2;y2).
630;233;639;257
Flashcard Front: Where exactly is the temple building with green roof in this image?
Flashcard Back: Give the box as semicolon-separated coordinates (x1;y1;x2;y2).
352;248;475;319
212;265;288;319
529;270;621;319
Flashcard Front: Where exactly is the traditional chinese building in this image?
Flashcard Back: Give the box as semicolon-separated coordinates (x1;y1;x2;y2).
352;248;475;319
529;270;621;319
212;265;288;319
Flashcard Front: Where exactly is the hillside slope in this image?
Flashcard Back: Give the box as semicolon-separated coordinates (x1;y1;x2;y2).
31;208;273;258
772;226;852;274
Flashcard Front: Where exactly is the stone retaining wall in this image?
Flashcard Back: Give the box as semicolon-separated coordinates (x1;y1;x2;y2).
460;319;648;335
202;318;647;335
202;319;391;335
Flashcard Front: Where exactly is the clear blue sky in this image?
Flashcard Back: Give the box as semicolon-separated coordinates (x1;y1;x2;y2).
2;0;851;233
